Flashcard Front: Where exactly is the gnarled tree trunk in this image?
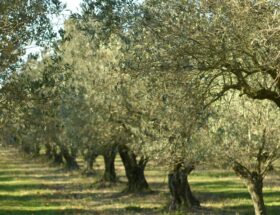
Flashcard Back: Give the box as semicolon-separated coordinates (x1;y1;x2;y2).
22;144;32;154
60;145;79;170
82;150;98;176
168;164;200;211
103;146;117;183
45;143;53;159
119;145;149;193
247;176;266;215
32;143;40;157
52;148;64;165
233;162;267;215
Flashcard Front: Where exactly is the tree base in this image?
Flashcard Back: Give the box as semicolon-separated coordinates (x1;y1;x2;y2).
122;182;151;194
168;165;200;211
82;169;96;177
64;161;80;171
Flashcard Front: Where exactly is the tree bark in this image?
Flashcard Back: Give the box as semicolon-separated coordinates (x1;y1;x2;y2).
45;143;52;159
103;146;117;183
22;144;32;154
60;145;79;170
32;143;40;157
119;145;150;193
52;149;64;165
168;164;200;211
233;163;267;215
247;174;267;215
82;150;98;176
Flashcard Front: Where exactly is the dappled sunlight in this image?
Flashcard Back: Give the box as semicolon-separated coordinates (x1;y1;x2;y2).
0;146;279;214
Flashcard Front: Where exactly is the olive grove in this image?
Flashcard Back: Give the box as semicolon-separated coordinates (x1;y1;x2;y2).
0;0;279;215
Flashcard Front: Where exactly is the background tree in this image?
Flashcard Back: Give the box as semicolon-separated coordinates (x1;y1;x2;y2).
210;95;280;215
117;54;211;203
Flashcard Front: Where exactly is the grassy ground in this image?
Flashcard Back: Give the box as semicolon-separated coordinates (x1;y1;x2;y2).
0;146;279;215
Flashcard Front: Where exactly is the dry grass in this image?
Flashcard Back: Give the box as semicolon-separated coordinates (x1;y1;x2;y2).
0;146;279;215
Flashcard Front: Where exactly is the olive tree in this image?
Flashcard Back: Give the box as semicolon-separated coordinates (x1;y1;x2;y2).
72;0;155;189
115;65;211;205
128;0;279;107
210;95;280;215
0;0;64;77
58;18;126;177
0;51;71;162
118;0;213;204
0;0;65;157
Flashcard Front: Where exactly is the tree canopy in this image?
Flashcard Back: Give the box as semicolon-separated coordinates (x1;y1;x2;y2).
0;0;63;77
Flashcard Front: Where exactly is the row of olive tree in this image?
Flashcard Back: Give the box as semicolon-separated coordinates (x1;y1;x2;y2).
123;1;280;214
1;1;279;215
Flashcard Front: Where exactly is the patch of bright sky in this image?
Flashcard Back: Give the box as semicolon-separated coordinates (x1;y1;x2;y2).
51;0;83;33
61;0;83;13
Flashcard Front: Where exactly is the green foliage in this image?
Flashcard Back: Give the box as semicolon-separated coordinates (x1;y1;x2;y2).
210;95;280;176
0;0;64;76
129;0;280;107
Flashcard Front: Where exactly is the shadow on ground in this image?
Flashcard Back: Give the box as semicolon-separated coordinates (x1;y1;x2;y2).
0;147;279;215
